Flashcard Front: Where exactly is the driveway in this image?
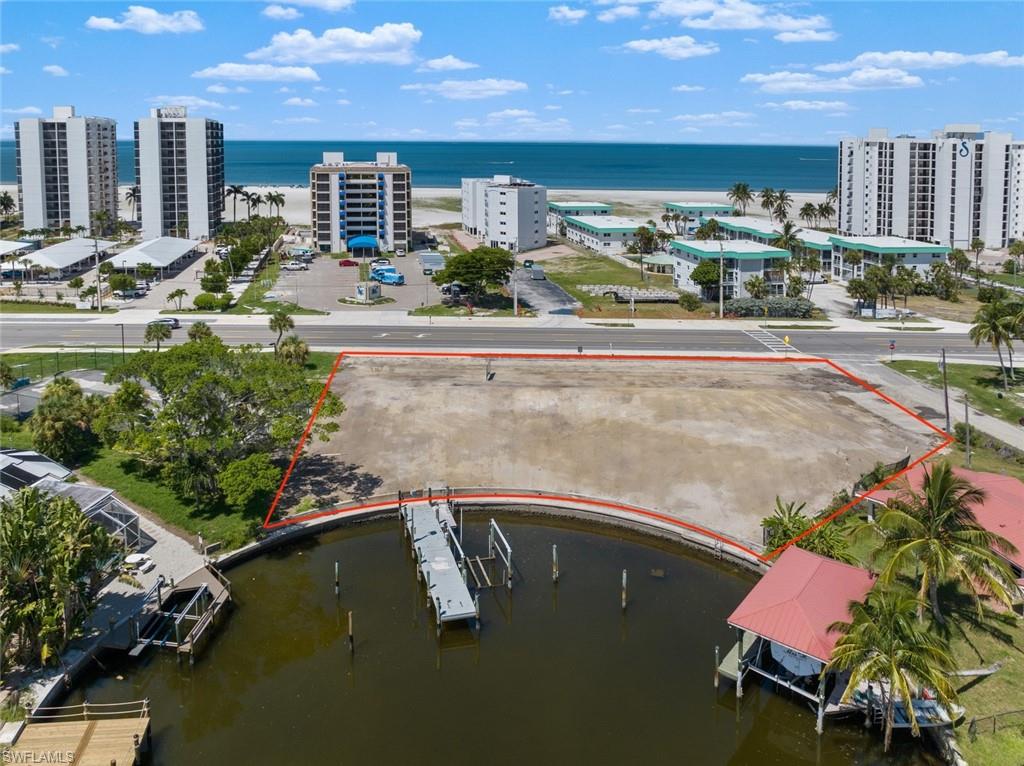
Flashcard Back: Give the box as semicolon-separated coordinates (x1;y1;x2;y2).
511;267;579;315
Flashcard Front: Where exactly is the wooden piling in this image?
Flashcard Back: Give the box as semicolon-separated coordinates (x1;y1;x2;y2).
714;645;720;688
552;544;559;583
621;569;627;611
334;561;340;597
347;610;354;654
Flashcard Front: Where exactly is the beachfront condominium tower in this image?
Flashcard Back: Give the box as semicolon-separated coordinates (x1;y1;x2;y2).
14;106;118;233
838;124;1024;248
309;152;411;254
461;175;547;253
134;106;225;240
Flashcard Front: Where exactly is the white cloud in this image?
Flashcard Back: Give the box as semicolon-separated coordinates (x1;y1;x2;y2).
192;62;320;81
626;107;661;113
42;64;68;77
453;118;480;130
679;126;701;134
548;5;588;23
273;116;321;124
40;36;63;49
488;108;535;119
147;95;231;110
597;5;640;22
543;104;562;110
671;84;705;92
86;6;204;34
312;85;329;91
417;54;478;72
284;96;317;106
622;35;718;60
401;78;528;100
606;124;628;130
336;98;351;105
670;110;753;126
207;83;251;93
0;67;11;76
246;22;422;65
262;5;302;20
2;106;42;115
762;99;850;111
742;67;923;93
776;29;836;43
0;43;19;54
817;49;1024;72
277;86;293;92
289;0;354;10
654;0;835;43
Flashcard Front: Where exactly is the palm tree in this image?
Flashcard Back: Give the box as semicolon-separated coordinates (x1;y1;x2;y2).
799;202;817;227
166;288;188;311
843;249;864;280
969;300;1015;391
250;193;264;218
225;185;245;222
727;182;753;215
759;188;777;223
242;190;254;220
269;309;294;351
773;189;793;222
871;462;1019;622
277;334;309;366
0;190;15;220
970;237;985;279
825;587;958;752
91;209;111;237
817;201;835;228
825;185;838;206
144;321;172;351
125;186;140;221
266;191;286;219
771;220;801;254
187;321;213;342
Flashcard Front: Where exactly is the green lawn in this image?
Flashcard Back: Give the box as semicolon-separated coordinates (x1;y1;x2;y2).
887;361;1024;426
409;290;531;317
1;349;134;383
0;301;117;314
904;289;985;324
983;272;1024;289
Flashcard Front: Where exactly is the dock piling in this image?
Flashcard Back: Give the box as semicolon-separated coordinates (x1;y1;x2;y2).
552;545;559;584
621;569;627;612
347;610;354;654
334;561;340;598
714;645;720;688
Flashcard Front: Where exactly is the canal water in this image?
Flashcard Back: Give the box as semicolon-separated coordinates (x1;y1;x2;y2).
68;514;938;765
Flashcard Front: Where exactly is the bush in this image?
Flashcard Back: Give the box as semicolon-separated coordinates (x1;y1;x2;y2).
193;292;220;311
677;292;703;311
953;421;976;446
723;296;816;318
977;285;1009;303
1003;258;1018;274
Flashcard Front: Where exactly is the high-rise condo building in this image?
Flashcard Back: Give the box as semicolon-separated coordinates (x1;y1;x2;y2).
838;124;1023;248
309;152;411;254
461;175;547;253
14;106;118;233
134;106;224;240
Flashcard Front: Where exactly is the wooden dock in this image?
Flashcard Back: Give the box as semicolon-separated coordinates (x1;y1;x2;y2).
8;700;151;766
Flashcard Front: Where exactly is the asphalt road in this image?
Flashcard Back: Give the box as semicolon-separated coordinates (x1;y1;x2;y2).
0;318;999;361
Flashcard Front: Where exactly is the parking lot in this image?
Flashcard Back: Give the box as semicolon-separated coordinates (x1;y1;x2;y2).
271;252;443;312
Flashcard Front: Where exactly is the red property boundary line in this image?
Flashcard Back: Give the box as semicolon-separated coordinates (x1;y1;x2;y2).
263;351;954;563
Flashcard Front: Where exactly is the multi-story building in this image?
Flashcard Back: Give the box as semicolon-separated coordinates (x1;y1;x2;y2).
562;215;645;254
547;201;612;233
671;239;791;300
310;152;411;254
461;175;547;252
703;215;835;278
14;106;118;232
830;235;950;282
663;202;734;236
838;124;1024;248
134;106;224;240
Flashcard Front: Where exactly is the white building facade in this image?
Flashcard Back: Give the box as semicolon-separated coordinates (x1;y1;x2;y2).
563;215;644;254
830;235;950;282
14;106;118;233
310;152;412;254
461;175;546;252
838;125;1024;248
547;201;612;234
134;106;224;240
671;239;790;300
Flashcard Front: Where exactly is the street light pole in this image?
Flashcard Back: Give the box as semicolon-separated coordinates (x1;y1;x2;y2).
117;323;126;363
93;238;103;312
718;239;724;318
940;348;950;435
964;394;972;468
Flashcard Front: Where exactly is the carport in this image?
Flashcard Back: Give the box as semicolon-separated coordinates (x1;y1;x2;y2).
347;235;379;259
9;238;115;279
114;237;202;280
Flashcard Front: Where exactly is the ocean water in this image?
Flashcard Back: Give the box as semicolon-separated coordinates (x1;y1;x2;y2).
0;140;837;191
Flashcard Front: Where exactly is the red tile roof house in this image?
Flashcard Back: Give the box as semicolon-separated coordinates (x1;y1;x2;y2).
721;547;875;733
857;465;1024;601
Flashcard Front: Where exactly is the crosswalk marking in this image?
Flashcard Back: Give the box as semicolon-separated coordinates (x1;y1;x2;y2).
743;329;799;353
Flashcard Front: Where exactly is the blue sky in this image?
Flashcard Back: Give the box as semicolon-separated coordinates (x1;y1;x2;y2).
1;1;1022;144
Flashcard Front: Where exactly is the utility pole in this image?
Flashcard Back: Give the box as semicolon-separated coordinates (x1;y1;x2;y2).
117;323;126;363
718;239;725;318
93;237;103;312
512;270;518;317
964;394;971;468
940;349;951;435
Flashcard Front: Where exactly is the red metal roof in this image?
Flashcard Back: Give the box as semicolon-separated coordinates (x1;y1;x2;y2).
727;547;875;662
866;465;1024;570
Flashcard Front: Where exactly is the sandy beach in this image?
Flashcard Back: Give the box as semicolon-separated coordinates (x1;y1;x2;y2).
0;183;826;231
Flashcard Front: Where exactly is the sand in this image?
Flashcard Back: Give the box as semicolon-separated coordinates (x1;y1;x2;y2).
0;183;825;231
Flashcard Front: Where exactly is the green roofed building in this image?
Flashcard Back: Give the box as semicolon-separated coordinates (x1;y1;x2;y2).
563;215;647;254
664;202;734;235
701;215;836;279
547;201;613;234
829;235;950;282
671;239;791;300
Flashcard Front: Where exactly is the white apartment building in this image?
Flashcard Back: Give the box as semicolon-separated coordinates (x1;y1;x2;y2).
134;106;224;240
563;215;645;254
838;124;1024;248
310;152;411;254
547;201;612;233
830;235;950;282
14;106;118;232
671;239;791;300
461;175;547;253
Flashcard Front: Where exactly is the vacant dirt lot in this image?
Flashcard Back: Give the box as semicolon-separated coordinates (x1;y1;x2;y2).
284;357;939;546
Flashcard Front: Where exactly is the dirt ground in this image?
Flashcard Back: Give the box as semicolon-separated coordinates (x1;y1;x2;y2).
284;357;939;546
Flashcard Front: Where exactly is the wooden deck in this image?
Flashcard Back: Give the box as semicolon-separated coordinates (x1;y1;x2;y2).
8;717;150;766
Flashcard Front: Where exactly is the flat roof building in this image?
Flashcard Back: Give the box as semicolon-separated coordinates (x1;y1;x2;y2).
829;234;949;282
310;151;411;255
113;236;202;276
547;201;612;233
838;124;1024;248
462;175;547;253
664;202;734;217
15;106;118;233
135;106;224;240
704;215;835;278
563;215;645;255
671;239;791;300
15;237;116;278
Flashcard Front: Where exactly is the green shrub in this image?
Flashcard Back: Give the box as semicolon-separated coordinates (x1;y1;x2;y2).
977;285;1009;303
723;296;815;318
193;292;220;311
677;292;703;311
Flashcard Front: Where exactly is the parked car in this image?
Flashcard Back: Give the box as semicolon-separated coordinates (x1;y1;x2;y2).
395;248;406;257
338;259;359;267
522;259;535;269
113;288;146;299
530;266;546;281
282;261;309;271
370;266;405;285
148;317;180;330
371;257;391;267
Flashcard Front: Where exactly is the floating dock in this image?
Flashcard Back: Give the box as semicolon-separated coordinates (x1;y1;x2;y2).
6;700;151;765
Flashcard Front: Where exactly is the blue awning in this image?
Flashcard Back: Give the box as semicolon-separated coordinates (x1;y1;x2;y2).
347;235;378;249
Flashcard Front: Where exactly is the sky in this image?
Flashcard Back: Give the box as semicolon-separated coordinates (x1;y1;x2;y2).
0;0;1022;144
